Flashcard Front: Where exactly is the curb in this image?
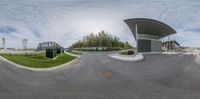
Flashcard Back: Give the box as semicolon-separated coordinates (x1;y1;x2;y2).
0;55;79;72
108;53;144;61
65;52;81;58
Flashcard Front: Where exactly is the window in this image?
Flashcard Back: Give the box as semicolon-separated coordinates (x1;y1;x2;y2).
138;33;160;40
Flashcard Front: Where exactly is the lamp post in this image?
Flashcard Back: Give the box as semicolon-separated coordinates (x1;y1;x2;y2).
22;38;28;50
2;38;6;51
135;24;138;53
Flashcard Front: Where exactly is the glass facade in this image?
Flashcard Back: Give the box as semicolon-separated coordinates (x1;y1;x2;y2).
138;33;161;40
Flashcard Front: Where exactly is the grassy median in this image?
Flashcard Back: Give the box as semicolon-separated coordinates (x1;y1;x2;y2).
0;53;76;68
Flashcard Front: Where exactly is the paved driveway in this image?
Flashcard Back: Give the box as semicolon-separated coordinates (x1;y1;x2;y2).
0;52;200;99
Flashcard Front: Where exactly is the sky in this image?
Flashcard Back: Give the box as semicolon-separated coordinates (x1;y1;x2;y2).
0;0;200;48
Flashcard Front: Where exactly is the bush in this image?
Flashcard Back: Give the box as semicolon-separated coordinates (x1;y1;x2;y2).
127;50;135;55
105;47;121;51
120;50;135;55
73;47;121;51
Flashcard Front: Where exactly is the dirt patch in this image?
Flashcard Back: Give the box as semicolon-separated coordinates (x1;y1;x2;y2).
190;85;200;92
102;70;113;78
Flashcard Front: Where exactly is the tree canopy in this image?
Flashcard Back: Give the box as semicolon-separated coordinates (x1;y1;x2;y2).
70;31;133;49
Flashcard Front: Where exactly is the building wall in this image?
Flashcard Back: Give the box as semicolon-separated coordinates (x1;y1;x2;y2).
37;42;64;51
138;39;151;52
138;39;161;52
151;40;162;52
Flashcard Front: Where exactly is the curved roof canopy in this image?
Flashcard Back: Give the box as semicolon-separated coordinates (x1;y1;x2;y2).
124;18;176;38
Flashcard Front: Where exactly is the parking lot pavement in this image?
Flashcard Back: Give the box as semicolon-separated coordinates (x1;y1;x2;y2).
0;52;200;99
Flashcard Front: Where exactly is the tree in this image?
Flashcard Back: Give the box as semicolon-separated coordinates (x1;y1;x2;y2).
124;41;129;49
70;30;133;49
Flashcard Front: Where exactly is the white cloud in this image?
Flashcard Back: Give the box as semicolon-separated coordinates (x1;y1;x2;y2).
0;0;199;48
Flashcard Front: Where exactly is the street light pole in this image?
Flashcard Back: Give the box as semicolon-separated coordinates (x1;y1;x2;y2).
135;24;138;53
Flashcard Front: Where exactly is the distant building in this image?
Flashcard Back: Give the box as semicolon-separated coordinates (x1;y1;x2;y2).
37;41;64;51
162;40;181;51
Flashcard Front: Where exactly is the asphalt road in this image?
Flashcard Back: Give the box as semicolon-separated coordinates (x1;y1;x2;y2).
0;52;200;99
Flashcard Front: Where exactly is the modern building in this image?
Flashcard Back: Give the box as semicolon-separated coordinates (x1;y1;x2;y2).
37;41;65;58
37;41;64;51
162;40;180;51
124;18;177;52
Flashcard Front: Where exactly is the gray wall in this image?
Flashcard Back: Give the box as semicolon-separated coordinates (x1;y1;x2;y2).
151;40;162;52
138;39;161;52
138;39;151;52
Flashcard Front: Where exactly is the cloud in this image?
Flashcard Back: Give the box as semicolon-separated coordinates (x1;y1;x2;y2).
0;0;199;48
0;25;18;34
174;29;200;47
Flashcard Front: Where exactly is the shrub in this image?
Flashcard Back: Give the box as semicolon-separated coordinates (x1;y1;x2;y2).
120;50;135;55
127;50;134;55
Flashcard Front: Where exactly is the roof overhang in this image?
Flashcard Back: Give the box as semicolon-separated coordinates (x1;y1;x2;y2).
124;18;177;38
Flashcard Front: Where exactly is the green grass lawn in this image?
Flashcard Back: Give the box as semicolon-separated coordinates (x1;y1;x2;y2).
0;53;76;68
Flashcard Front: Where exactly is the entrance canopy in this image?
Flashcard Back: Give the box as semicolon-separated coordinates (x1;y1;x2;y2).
124;18;176;39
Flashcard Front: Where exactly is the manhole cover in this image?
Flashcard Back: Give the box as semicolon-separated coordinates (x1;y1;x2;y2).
102;70;113;78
